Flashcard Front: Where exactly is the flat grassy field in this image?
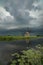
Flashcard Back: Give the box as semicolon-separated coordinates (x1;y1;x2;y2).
0;36;43;41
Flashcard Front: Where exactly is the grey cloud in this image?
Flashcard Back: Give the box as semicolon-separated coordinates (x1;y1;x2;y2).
4;0;36;15
4;0;36;26
0;0;43;29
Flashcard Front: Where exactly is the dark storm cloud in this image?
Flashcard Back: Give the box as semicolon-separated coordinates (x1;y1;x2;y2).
5;0;34;10
4;0;36;15
4;0;36;26
0;0;43;29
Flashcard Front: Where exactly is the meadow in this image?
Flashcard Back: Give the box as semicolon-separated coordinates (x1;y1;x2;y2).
0;36;43;41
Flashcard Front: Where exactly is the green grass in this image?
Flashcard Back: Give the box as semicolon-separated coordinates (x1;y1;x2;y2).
0;36;43;41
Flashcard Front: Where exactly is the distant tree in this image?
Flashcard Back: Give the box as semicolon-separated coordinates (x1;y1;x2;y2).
37;35;40;37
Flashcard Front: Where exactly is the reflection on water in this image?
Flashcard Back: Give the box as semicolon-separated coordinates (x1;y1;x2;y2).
0;38;43;65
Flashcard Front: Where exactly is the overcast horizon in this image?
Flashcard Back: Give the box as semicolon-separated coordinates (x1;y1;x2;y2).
0;0;43;30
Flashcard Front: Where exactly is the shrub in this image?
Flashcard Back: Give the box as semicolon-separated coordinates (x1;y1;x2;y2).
8;49;42;65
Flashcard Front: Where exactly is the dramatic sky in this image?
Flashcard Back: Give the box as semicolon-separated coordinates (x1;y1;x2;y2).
0;0;43;29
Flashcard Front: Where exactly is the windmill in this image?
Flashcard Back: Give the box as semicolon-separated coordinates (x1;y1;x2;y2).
24;28;30;48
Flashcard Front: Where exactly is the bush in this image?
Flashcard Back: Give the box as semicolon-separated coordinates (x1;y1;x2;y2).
8;48;42;65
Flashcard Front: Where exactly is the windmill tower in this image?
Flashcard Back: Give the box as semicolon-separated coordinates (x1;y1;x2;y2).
24;31;30;48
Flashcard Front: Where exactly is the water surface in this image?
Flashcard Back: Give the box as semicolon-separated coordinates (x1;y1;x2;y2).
0;38;43;65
